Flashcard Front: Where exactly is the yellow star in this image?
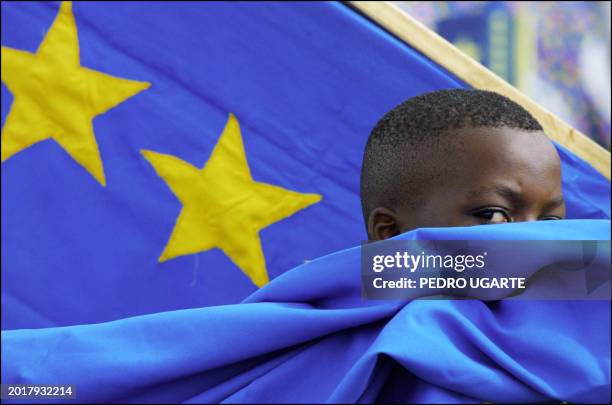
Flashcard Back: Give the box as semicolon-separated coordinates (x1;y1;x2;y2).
142;114;322;287
1;1;150;186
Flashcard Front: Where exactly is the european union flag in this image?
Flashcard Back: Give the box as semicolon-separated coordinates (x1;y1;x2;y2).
3;1;609;330
1;1;610;403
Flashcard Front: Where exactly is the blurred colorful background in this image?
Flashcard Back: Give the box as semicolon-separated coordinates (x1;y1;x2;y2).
394;1;611;150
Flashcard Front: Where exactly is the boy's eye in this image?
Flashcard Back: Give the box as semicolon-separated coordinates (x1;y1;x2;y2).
539;216;562;221
472;208;511;224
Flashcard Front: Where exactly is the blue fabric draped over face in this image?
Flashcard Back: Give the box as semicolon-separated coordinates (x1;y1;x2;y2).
1;220;610;403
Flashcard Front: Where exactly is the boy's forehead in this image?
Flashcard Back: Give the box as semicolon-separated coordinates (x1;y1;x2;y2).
423;125;562;196
449;125;558;166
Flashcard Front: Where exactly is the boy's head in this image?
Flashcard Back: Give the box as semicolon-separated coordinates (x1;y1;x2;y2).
361;89;565;240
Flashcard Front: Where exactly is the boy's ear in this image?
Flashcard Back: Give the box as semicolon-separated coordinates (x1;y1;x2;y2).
367;207;400;241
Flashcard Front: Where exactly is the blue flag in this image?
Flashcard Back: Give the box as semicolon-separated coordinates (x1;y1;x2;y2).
2;1;609;331
1;1;611;403
2;220;610;403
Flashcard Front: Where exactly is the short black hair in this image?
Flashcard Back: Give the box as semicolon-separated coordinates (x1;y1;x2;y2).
360;89;544;223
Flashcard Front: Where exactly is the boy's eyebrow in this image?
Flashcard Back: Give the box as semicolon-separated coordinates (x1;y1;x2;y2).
467;184;526;206
541;196;566;211
468;185;565;210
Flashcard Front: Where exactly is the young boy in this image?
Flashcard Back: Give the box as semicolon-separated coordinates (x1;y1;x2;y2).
360;89;565;240
356;89;608;403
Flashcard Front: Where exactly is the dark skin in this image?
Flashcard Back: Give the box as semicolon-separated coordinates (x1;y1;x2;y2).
367;125;566;240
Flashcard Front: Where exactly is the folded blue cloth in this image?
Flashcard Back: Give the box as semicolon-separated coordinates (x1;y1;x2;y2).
2;220;610;403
